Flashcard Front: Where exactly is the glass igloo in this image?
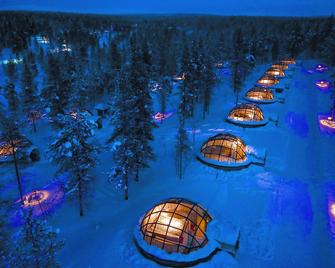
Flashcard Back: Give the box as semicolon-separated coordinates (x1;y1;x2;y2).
272;63;289;70
139;198;212;254
257;75;279;87
227;103;267;126
266;68;285;78
245;87;275;104
200;133;247;163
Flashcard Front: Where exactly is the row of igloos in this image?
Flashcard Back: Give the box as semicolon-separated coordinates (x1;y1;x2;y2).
227;58;296;128
134;59;296;267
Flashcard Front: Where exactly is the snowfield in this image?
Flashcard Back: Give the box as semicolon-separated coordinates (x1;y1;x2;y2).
1;60;335;268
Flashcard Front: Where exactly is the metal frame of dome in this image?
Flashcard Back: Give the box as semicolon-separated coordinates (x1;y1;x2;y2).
256;75;279;87
139;198;212;254
244;87;277;104
227;103;269;127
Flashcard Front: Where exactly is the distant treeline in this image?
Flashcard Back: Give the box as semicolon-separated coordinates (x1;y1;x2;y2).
0;12;334;65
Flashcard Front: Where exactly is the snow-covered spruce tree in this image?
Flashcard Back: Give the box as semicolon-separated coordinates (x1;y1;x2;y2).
0;113;24;204
175;111;191;180
4;79;20;115
0;184;10;264
42;54;68;117
287;23;305;58
129;36;155;182
180;45;195;119
8;210;64;268
201;56;216;119
49;112;97;216
21;58;39;132
231;28;244;105
158;77;172;116
108;69;137;200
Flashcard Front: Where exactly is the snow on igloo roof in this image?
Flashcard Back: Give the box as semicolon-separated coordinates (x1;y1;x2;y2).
140;198;212;254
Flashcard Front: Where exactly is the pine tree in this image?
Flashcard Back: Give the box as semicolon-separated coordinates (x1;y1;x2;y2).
0;184;10;264
4;80;20;114
8;210;64;268
129;36;155;182
0;114;24;204
49;112;97;216
180;46;195;119
201;56;216;119
176;112;190;180
42;54;68;117
271;39;279;61
21;58;38;114
231;28;244;105
108;69;137;200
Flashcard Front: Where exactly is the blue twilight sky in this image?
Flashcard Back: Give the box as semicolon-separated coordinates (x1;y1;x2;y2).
0;0;335;16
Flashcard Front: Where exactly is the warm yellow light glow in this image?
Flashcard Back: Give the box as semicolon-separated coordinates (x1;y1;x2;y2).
330;203;335;218
22;190;50;208
316;81;329;88
159;212;184;229
320;119;335;129
0;140;20;156
257;76;278;86
272;63;288;70
266;69;285;77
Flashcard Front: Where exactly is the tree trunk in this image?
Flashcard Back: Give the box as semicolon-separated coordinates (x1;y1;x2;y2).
78;176;84;217
32;119;37;133
124;174;128;200
11;141;23;204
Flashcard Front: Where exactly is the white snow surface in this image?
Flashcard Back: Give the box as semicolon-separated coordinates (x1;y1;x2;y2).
2;60;335;268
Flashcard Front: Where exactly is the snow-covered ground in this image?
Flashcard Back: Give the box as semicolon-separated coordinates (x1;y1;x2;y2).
2;60;335;268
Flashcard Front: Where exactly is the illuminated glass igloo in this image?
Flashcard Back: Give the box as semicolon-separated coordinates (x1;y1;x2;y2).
272;63;289;70
133;198;240;266
197;133;266;169
139;198;212;254
227;103;268;127
265;68;285;78
280;58;296;65
244;87;276;104
256;75;279;87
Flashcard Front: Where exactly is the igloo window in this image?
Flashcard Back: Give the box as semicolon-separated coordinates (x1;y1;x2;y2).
200;133;247;163
140;198;212;254
228;103;264;122
246;87;274;101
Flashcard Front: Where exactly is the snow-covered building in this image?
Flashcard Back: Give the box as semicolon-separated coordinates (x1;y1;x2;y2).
265;68;285;78
134;198;240;266
280;58;296;65
227;103;268;127
197;133;265;169
272;62;289;70
94;103;110;117
256;75;279;87
244;87;276;104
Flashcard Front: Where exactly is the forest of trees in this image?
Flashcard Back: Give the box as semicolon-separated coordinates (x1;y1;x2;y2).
0;11;334;266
